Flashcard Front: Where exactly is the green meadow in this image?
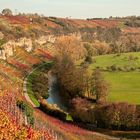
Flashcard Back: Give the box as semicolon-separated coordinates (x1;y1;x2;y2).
90;52;140;104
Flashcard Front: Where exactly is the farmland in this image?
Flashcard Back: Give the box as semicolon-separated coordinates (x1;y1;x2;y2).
89;52;140;104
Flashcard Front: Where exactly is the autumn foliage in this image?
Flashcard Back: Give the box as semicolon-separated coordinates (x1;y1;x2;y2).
0;93;56;140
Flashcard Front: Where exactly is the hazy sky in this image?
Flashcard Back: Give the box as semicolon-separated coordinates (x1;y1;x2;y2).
0;0;140;19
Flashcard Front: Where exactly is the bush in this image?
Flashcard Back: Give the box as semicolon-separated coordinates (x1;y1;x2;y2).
110;65;117;71
117;66;123;71
128;55;137;61
70;100;140;131
123;65;130;72
130;67;136;71
42;92;49;99
108;65;123;71
84;55;93;64
48;17;66;27
0;39;6;46
138;67;140;70
39;99;69;121
70;97;95;124
125;19;140;27
135;56;139;60
94;103;140;130
114;53;121;57
17;100;34;126
80;62;89;68
106;66;111;71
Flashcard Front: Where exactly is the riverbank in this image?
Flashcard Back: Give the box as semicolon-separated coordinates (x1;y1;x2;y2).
23;61;140;139
24;61;53;107
24;61;73;121
23;77;37;107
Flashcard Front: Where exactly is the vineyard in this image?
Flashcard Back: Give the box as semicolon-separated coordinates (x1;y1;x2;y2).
0;93;57;140
0;11;140;140
0;41;61;139
0;38;118;140
0;41;95;140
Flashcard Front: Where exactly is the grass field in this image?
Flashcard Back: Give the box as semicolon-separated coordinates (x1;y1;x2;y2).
89;52;140;104
104;72;140;104
90;52;140;70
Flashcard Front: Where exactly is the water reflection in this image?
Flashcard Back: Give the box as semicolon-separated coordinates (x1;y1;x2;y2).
47;73;67;112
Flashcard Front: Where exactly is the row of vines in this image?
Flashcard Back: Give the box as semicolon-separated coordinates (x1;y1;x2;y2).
0;92;60;140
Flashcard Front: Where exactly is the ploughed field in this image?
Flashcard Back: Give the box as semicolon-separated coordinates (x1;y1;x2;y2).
90;52;140;104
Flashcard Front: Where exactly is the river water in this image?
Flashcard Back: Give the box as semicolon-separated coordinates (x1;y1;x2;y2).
46;73;68;112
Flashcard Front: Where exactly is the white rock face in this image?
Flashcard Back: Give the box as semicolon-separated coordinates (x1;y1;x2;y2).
35;36;47;45
0;49;6;60
46;35;56;43
0;37;33;60
35;35;56;45
0;41;15;60
0;35;56;60
17;37;33;52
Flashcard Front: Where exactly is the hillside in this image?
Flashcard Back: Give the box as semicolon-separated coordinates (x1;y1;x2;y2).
0;12;140;140
0;14;140;39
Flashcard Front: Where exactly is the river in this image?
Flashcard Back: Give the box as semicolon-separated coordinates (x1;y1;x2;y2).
47;73;68;112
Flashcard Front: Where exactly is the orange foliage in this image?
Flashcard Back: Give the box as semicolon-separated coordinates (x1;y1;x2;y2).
0;15;29;25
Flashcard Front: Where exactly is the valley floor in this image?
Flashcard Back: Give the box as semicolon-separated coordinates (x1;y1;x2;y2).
105;71;140;104
88;52;140;105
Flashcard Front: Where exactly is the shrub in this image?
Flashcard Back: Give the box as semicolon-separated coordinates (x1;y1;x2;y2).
84;55;93;64
117;66;123;71
114;53;121;57
70;97;95;123
17;100;34;126
96;66;101;69
123;65;130;72
128;55;136;61
106;66;111;71
48;17;66;27
138;67;140;70
110;65;117;71
39;99;68;121
42;92;49;99
125;19;140;27
94;103;140;130
135;56;139;60
130;67;136;71
80;61;89;68
0;39;6;46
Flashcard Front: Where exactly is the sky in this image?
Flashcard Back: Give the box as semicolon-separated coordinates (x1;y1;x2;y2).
0;0;140;19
